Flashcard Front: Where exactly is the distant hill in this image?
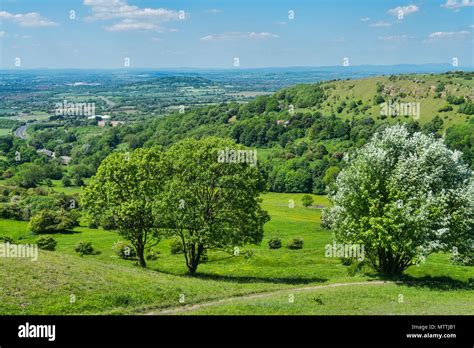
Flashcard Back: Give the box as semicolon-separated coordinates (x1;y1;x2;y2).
117;71;471;194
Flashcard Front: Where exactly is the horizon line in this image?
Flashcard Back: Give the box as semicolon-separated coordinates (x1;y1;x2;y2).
1;63;473;71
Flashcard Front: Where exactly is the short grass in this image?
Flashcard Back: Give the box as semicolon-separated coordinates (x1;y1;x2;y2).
49;180;83;195
186;283;473;315
0;192;472;315
305;73;473;129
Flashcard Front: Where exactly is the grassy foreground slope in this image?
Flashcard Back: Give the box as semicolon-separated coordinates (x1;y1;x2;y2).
0;193;472;315
185;283;473;315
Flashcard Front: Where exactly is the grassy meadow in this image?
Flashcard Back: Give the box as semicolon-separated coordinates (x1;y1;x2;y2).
0;192;472;315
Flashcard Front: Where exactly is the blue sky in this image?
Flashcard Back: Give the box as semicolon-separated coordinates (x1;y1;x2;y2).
0;0;473;68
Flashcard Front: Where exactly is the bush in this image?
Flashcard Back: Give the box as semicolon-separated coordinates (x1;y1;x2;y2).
374;95;385;105
62;175;72;187
0;235;14;243
29;209;78;234
74;241;99;256
0;203;24;220
100;217;117;230
459;101;474;115
36;236;57;251
146;250;160;261
287;237;304;250
301;194;314;208
446;95;465;105
113;240;136;259
170;238;184;254
438;104;453;112
268;236;282;249
87;217;99;229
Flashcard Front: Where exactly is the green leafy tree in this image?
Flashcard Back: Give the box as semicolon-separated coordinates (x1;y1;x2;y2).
445;121;474;168
13;164;45;188
324;125;473;274
82;148;165;268
322;166;340;186
156;137;270;275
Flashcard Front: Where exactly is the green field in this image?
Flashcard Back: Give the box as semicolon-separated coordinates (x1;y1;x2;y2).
0;192;472;315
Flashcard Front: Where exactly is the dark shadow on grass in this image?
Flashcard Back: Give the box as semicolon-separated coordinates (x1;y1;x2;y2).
179;272;328;285
398;275;473;291
364;273;473;291
54;229;82;235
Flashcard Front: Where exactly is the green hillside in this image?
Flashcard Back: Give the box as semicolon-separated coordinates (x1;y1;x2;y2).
0;193;471;315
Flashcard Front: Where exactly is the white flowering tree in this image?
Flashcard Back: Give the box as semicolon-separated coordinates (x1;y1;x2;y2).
323;125;473;275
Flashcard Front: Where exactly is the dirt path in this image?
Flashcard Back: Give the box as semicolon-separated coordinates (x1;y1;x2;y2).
145;280;396;315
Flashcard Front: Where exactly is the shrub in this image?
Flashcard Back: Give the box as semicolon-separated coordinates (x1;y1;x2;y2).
170;238;184;254
100;217;117;230
29;209;78;234
36;236;57;251
268;236;282;249
146;250;160;261
61;175;72;187
301;194;314;208
113;240;136;259
0;235;14;243
74;241;99;256
0;203;24;220
287;237;304;250
374;95;385;105
446;95;465;105
438;104;453;112
87;218;98;229
459;101;474;115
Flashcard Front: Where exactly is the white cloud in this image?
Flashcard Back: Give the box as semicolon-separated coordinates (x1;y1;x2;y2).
370;21;392;27
84;0;185;20
378;34;414;41
441;0;474;10
200;32;279;41
0;11;58;27
387;5;419;17
425;30;470;41
360;17;370;22
105;19;162;32
84;0;186;31
0;31;5;37
205;9;222;14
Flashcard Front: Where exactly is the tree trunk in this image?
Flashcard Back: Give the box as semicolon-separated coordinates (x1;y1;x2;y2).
136;245;146;268
186;243;203;275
